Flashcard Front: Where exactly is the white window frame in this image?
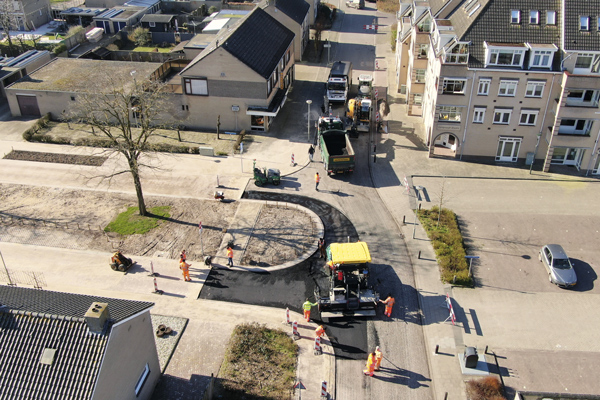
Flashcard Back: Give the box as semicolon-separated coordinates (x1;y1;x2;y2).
580;16;589;31
574;53;600;73
415;69;426;83
493;109;512;124
529;10;539;24
418;44;429;58
477;78;490;95
184;78;208;96
519;109;539;126
149;21;156;27
498;80;518;96
442;78;467;94
525;81;545;97
438;106;462;123
546;11;556;25
485;44;525;67
135;364;151;396
558;119;593;135
511;10;520;24
566;89;600;107
473;107;486;123
529;50;554;68
413;93;423;105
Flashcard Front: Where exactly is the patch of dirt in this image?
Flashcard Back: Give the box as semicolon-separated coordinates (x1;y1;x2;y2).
0;183;315;264
3;150;107;166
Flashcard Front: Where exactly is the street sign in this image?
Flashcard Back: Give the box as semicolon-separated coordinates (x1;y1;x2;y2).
198;222;202;233
324;43;331;48
294;381;306;390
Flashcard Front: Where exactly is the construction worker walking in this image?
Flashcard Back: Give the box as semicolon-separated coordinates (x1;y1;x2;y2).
180;259;192;282
374;346;383;371
303;298;318;322
363;351;376;376
227;246;234;267
380;295;395;318
180;249;187;262
315;172;320;191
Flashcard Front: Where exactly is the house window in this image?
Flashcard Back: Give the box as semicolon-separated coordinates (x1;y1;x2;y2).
558;119;592;135
413;93;423;105
184;78;208;96
493;109;512;124
285;49;291;65
511;10;520;24
438;106;461;122
473;107;486;123
525;81;545;97
444;43;469;64
566;89;600;107
530;50;553;68
267;71;277;95
417;18;431;33
135;364;150;396
498;80;518;96
418;44;429;58
488;49;524;67
519;109;539;125
574;53;600;73
415;69;426;83
477;79;490;95
580;16;589;31
546;11;556;25
530;11;539;24
442;79;467;94
149;21;155;27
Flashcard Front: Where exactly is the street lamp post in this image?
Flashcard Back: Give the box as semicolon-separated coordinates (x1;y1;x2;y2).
306;100;312;142
412;185;424;239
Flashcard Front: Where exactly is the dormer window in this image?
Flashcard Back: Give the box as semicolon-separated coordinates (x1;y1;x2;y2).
485;43;526;68
526;43;557;69
529;11;539;24
580;16;589;31
546;11;556;25
444;42;469;64
511;10;520;24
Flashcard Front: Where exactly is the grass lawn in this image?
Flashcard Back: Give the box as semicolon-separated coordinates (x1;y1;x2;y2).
133;46;173;53
105;205;170;235
218;323;298;399
418;206;472;286
377;0;400;14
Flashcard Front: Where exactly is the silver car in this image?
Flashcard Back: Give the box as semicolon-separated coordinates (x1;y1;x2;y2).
539;244;577;288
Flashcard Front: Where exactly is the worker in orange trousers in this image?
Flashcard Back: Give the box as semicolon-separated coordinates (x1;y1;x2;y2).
380;295;395;317
363;351;376;376
227;246;234;267
180;259;192;282
374;346;383;371
315;325;325;338
303;298;318;322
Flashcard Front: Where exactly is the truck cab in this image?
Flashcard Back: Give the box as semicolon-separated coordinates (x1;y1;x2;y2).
327;61;353;103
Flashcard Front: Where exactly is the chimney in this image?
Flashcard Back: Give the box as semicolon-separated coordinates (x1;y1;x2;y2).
84;302;110;334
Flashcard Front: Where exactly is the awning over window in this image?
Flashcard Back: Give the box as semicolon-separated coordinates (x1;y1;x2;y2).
246;88;287;116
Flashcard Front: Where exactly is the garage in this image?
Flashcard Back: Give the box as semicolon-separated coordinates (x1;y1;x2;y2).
16;95;40;117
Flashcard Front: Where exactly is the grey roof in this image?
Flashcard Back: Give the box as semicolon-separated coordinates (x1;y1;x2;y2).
563;0;600;51
275;0;310;25
0;285;154;322
141;14;175;23
452;0;563;68
183;7;294;80
0;286;153;400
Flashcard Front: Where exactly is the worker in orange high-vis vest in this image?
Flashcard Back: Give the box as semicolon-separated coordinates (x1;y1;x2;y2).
227;246;234;267
363;351;376;376
303;298;318;322
315;172;321;191
315;325;325;338
180;259;192;282
380;295;395;318
374;346;383;371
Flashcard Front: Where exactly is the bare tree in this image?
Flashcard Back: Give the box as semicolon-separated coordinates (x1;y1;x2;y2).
69;72;177;216
0;0;18;56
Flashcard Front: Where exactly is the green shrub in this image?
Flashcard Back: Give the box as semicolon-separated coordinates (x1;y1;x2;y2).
52;43;67;55
67;26;84;37
208;5;218;14
390;23;397;51
128;27;151;47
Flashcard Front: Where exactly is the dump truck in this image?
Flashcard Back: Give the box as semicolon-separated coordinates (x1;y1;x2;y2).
318;116;355;175
315;242;379;318
326;61;352;103
346;74;373;134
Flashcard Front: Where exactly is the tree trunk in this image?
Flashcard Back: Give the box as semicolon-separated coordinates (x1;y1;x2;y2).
129;159;147;216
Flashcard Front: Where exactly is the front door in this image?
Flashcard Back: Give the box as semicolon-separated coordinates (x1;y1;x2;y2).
496;137;521;162
16;95;41;117
551;147;585;169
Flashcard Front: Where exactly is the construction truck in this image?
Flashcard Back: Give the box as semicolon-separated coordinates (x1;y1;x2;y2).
326;61;352;103
315;242;379;318
318;116;355;175
346;74;373;134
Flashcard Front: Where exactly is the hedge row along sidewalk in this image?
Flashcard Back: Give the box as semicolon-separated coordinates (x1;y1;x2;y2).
418;206;473;286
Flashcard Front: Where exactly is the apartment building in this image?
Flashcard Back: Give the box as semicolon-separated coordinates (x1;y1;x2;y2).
396;0;600;175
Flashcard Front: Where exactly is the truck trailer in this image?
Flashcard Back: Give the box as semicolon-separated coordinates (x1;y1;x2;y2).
318;116;355;175
326;61;353;103
315;242;379;318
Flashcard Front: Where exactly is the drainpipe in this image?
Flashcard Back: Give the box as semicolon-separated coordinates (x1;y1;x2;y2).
459;70;476;160
531;73;557;174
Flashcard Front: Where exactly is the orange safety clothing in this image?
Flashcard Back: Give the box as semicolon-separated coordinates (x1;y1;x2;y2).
381;296;395;317
180;261;191;281
315;173;321;183
363;352;376;376
315;325;325;337
374;348;383;371
303;300;317;321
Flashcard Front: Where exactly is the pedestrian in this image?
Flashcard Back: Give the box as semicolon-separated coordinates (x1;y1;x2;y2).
180;249;187;262
315;325;325;338
179;259;192;282
374;346;383;371
319;238;326;258
308;145;315;162
363;352;376;376
302;298;318;322
380;295;395;318
227;246;234;267
315;172;320;191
